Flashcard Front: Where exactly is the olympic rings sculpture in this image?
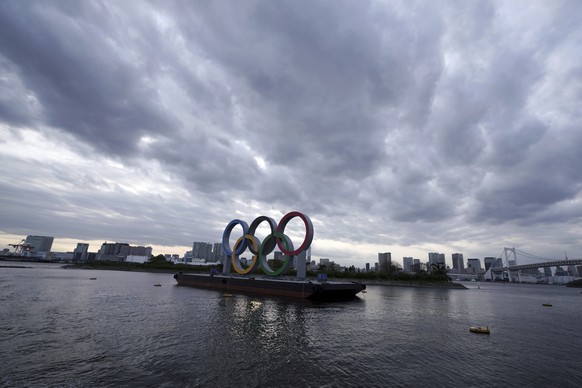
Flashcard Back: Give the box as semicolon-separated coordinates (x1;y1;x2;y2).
221;211;314;276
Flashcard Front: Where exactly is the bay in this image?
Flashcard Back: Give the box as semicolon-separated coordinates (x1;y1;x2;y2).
1;263;581;387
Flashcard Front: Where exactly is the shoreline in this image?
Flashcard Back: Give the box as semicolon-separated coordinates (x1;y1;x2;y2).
352;279;467;289
63;264;467;289
3;261;467;289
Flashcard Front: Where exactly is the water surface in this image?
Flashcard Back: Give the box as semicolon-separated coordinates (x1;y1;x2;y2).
1;263;581;387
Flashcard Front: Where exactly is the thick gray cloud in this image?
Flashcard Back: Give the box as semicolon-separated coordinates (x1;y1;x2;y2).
1;0;581;265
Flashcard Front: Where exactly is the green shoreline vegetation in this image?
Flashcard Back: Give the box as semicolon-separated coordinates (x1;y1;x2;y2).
67;255;465;289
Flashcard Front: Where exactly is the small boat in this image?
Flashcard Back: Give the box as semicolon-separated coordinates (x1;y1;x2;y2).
469;326;490;334
542;303;552;307
154;284;162;287
89;277;97;280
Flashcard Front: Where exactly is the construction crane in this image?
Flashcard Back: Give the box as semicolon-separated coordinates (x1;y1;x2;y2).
8;239;34;255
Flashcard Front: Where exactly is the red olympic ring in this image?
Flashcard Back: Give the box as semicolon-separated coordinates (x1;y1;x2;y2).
275;211;313;256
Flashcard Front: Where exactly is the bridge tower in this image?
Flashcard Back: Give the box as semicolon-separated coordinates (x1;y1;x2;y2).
504;247;518;282
503;247;517;267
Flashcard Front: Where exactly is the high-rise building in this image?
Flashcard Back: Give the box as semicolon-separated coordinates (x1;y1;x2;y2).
452;253;465;273
428;252;445;271
544;266;553;276
128;245;152;257
126;245;152;263
403;257;413;272
212;242;226;263
413;258;421;271
98;242;130;257
24;235;54;254
484;257;496;271
467;258;481;273
97;242;150;262
378;252;391;272
192;242;213;262
73;243;89;262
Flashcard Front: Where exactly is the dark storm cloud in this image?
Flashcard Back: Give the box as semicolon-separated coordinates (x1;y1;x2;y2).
1;0;581;262
0;1;178;156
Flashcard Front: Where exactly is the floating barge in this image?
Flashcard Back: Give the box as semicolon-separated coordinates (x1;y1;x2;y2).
174;272;366;300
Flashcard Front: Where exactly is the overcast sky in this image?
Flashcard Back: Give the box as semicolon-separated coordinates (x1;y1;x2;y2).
1;1;581;267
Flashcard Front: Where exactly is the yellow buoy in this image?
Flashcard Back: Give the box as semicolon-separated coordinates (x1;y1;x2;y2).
469;326;490;334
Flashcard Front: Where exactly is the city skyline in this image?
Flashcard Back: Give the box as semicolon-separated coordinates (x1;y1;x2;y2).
1;2;581;268
1;232;550;270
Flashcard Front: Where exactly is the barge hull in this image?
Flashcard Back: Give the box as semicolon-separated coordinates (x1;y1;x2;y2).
174;273;365;300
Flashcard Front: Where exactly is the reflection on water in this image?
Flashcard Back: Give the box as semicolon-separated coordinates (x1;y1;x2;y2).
1;263;582;387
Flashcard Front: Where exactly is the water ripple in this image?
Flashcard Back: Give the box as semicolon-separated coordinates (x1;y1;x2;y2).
2;267;582;387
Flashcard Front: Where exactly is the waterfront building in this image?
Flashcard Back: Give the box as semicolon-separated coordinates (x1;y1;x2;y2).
125;245;152;263
555;266;567;276
97;242;151;262
403;257;413;272
128;245;152;257
544;266;553;276
467;258;482;274
428;252;438;266
452;253;465;273
428;252;445;272
484;257;495;271
72;243;89;262
378;252;391;272
97;242;129;261
212;242;227;263
192;242;213;262
24;235;54;255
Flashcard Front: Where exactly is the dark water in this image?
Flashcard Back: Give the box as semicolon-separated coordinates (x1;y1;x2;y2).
1;263;581;387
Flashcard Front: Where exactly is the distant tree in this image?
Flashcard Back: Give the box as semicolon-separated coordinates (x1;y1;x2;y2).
412;262;427;273
430;262;447;276
150;254;168;263
267;258;284;271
